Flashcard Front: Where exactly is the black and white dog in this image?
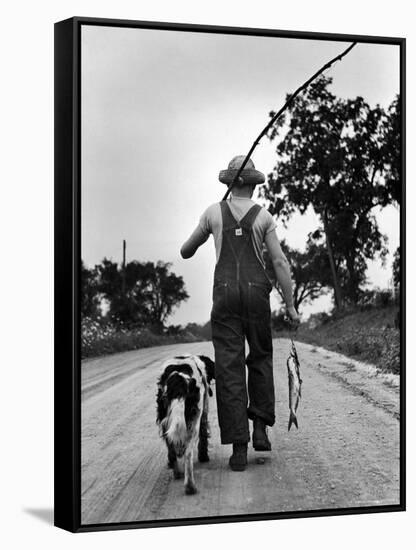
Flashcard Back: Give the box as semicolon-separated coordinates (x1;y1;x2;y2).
156;354;215;495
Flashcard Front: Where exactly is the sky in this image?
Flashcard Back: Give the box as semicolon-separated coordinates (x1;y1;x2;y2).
81;25;400;325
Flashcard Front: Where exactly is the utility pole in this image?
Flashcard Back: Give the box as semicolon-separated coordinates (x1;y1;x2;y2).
122;239;126;295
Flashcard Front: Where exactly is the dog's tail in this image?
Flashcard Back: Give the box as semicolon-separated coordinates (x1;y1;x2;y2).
163;398;187;456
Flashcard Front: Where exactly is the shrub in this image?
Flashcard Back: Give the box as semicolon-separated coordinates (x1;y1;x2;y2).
271;309;289;332
81;316;209;359
357;288;395;309
294;305;400;375
375;289;393;308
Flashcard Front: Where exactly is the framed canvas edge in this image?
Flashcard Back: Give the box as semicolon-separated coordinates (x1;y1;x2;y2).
72;15;406;44
54;16;406;533
399;34;406;514
74;504;405;533
54;17;81;533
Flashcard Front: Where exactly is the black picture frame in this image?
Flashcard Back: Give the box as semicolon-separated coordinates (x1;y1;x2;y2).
54;16;406;533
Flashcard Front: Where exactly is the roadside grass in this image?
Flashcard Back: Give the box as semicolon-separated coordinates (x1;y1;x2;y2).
277;306;401;375
82;306;401;373
81;317;204;359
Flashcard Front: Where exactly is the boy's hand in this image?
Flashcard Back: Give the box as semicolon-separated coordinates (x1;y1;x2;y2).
286;306;300;327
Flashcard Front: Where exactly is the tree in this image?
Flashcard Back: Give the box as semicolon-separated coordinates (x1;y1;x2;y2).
392;246;400;288
81;261;101;317
380;95;401;205
96;259;189;329
144;261;190;330
262;76;395;306
184;321;212;341
265;237;332;311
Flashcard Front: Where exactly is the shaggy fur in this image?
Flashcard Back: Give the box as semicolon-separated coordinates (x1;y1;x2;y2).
156;354;215;495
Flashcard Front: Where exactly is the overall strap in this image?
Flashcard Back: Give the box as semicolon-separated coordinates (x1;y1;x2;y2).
219;202;262;266
239;204;262;231
220;201;238;230
220;201;262;231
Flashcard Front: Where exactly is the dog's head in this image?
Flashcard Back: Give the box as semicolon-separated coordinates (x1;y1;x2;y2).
197;355;216;396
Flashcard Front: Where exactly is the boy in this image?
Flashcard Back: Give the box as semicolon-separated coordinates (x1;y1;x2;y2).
181;156;299;471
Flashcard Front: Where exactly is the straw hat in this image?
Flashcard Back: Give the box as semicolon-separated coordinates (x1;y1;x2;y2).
219;155;265;186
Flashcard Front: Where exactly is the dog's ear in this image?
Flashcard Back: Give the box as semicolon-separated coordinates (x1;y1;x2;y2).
198;355;216;384
156;387;168;424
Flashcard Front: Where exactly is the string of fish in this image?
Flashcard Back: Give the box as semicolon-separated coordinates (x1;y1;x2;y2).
287;327;303;431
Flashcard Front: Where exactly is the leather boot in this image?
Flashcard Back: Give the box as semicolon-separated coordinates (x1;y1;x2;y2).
252;417;272;451
229;442;248;471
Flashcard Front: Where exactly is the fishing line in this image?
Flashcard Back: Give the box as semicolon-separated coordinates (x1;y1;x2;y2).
289;324;299;359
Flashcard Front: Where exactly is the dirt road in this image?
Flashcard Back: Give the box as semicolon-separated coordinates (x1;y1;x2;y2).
81;339;400;525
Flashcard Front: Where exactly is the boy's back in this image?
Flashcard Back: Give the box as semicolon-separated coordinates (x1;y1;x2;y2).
198;196;277;265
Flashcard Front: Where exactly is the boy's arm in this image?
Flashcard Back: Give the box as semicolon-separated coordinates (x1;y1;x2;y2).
264;230;300;323
180;225;209;259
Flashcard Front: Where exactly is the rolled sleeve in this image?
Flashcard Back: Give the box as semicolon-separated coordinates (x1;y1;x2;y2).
264;211;277;235
198;206;214;237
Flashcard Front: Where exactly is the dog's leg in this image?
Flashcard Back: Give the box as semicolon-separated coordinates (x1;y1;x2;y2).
174;455;185;479
198;411;209;463
184;446;197;495
166;441;176;469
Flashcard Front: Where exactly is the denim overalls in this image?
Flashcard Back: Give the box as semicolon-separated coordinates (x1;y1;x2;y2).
211;201;275;444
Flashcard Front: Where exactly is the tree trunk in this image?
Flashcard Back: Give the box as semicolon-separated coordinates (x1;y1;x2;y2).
345;254;358;304
322;208;343;309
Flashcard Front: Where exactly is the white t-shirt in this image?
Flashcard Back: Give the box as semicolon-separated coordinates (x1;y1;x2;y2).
198;196;277;266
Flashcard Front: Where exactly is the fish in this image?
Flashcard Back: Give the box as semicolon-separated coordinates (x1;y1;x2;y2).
287;340;302;431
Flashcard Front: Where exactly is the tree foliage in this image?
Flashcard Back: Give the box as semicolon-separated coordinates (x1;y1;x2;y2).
81;261;101;317
84;259;189;329
266;237;332;311
380;96;401;205
392;246;400;288
261;76;398;304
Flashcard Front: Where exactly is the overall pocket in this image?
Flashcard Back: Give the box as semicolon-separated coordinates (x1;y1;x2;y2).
212;281;229;316
247;282;271;320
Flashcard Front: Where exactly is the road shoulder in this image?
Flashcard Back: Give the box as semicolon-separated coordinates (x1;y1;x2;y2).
284;339;400;420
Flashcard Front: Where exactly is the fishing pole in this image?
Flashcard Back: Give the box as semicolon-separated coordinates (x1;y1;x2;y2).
222;41;357;201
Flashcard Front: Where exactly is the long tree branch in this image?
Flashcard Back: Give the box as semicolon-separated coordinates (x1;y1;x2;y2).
222;41;357;201
298;284;323;304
